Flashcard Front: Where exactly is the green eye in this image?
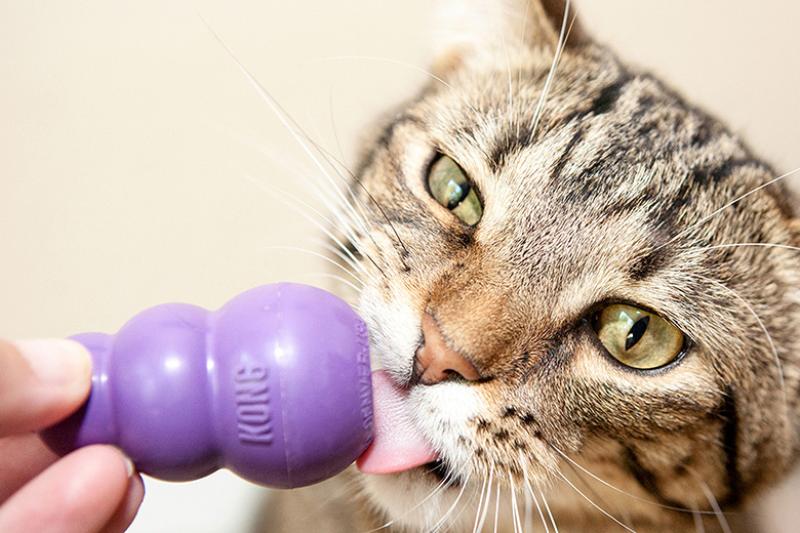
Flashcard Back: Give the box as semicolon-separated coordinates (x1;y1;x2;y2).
427;155;483;226
593;304;685;370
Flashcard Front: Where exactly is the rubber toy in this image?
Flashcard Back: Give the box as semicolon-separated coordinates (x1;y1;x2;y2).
41;283;374;489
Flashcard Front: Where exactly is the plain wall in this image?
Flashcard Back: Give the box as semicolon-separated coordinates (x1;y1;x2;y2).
1;1;798;531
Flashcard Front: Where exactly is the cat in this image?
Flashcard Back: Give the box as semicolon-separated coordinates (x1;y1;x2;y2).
260;1;800;531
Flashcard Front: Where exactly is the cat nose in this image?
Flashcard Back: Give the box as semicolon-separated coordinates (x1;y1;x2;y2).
414;313;480;385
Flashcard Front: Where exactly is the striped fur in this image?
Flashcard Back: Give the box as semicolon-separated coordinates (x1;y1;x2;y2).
261;1;800;531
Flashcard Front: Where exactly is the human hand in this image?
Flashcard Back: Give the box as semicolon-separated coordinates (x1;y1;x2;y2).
0;339;144;533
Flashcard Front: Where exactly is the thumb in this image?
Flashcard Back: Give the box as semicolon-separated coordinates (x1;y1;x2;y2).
0;339;91;437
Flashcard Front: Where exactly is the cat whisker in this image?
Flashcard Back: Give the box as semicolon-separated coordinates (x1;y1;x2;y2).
548;442;721;515
493;481;501;533
306;140;376;235
563;455;634;528
360;473;453;533
528;0;575;142
444;479;484;533
701;275;786;403
692;505;706;533
698;242;800;254
553;468;637;533
247;83;408;268
319;55;488;123
229;133;354;236
313;237;376;285
515;0;531;141
519;453;550;533
245;175;386;277
320;55;454;91
327;87;347;167
279;125;375;237
509;473;523;533
303;134;412;261
248;174;388;280
263;245;365;286
499;30;515;139
655;166;800;254
229;128;372;253
523;490;533;533
309;272;364;296
427;472;471;533
695;478;732;533
540;490;559;533
474;462;495;533
245;173;361;258
472;468;490;533
199;18;390;272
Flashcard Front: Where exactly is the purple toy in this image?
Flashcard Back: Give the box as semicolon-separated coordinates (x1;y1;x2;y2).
41;283;374;489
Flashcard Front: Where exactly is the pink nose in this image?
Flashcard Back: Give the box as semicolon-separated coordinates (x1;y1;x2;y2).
414;313;480;385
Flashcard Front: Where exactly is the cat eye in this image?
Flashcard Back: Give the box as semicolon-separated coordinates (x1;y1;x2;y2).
426;155;483;226
593;304;685;370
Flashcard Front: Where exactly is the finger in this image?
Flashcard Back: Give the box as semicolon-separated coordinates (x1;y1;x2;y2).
0;445;133;533
99;474;145;533
0;339;91;436
0;434;58;502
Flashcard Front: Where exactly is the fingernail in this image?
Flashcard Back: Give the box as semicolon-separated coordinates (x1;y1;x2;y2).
14;339;91;387
108;446;135;477
122;454;135;478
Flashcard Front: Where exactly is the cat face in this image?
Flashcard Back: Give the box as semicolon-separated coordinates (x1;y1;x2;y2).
334;1;800;530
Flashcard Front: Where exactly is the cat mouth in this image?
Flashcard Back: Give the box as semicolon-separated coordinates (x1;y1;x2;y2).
357;370;439;474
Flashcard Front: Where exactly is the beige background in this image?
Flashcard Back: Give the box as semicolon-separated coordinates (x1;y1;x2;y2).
1;1;798;531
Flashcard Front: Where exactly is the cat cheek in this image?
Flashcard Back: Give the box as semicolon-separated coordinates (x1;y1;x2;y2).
409;382;486;462
359;286;423;379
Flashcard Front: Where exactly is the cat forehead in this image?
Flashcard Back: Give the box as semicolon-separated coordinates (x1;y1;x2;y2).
393;46;776;238
361;50;784;325
417;56;703;179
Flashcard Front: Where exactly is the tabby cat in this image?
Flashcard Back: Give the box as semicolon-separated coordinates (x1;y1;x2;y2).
262;1;800;531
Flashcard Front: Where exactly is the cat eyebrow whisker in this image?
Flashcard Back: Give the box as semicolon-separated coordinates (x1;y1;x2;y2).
313;238;375;283
700;275;786;406
245;175;387;280
654;166;800;255
200;16;394;273
291;132;391;251
306;136;412;261
264;246;365;287
528;0;576;144
317;55;489;123
222;125;368;246
499;27;516;142
319;55;454;91
696;242;800;255
220;88;385;279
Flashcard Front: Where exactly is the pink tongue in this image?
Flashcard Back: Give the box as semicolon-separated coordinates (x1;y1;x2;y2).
357;370;438;474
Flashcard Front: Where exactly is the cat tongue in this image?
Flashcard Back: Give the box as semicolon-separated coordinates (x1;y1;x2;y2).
357;370;438;474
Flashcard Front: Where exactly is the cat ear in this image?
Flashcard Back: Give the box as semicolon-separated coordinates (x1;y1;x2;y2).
431;0;588;75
